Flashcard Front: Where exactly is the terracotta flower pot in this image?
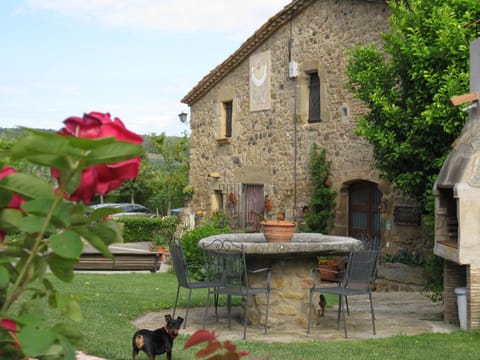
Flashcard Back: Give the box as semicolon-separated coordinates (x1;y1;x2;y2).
318;261;339;280
261;220;296;243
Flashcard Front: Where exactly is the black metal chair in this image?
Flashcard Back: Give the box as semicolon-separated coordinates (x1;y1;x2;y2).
203;239;271;340
169;239;217;329
307;249;380;338
319;235;382;314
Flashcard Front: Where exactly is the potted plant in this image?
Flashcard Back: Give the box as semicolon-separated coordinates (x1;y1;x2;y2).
150;235;169;253
318;257;340;280
260;213;296;243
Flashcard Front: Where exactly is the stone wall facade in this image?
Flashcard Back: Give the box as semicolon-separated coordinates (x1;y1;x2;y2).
183;0;428;266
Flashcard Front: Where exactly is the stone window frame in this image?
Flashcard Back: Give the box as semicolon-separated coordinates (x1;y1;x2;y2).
216;86;235;143
222;101;233;138
308;72;321;123
296;61;330;124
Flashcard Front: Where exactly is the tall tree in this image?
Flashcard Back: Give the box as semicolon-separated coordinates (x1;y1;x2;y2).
346;0;479;211
149;132;190;213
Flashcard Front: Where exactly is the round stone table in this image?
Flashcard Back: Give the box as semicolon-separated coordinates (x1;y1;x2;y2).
198;233;363;329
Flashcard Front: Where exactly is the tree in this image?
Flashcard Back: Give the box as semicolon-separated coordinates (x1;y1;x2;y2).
304;144;337;233
149;132;190;213
346;0;480;211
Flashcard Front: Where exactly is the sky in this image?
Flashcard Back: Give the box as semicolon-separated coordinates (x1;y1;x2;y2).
0;0;290;136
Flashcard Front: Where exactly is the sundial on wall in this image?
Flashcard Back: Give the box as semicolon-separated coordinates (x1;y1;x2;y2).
249;51;271;111
251;63;268;87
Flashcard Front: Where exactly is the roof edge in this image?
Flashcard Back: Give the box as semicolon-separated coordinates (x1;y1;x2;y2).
181;0;314;106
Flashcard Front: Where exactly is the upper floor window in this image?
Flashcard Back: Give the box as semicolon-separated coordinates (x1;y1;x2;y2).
308;72;320;123
222;101;233;138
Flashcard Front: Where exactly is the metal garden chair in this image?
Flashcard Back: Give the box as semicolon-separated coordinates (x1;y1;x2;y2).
203;239;271;340
319;235;382;314
169;239;218;329
307;249;380;338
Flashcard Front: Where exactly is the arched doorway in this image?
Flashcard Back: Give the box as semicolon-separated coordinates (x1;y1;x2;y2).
348;181;382;243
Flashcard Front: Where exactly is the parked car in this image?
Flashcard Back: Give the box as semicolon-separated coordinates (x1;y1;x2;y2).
168;208;184;216
86;203;155;218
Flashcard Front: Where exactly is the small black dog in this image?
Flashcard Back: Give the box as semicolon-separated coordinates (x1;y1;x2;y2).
132;314;184;360
319;294;327;317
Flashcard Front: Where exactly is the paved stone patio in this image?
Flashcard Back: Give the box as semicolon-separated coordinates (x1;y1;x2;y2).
76;291;458;359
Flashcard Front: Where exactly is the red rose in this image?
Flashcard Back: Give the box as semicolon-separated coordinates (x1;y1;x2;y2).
54;112;143;204
0;167;25;242
0;318;17;332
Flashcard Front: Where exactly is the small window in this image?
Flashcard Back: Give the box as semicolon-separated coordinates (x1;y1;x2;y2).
222;101;233;138
308;72;320;123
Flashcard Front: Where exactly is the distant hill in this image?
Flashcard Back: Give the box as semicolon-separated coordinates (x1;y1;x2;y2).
0;127;188;168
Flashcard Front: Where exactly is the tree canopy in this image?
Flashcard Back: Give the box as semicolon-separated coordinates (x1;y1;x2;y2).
346;0;480;211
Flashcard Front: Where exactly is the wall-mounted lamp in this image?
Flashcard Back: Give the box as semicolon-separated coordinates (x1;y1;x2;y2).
178;111;188;123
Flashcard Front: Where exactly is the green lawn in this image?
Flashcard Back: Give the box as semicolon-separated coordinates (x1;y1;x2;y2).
18;273;480;359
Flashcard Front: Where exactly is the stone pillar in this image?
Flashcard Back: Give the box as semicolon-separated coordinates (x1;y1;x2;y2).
444;260;466;325
467;263;480;329
248;257;318;329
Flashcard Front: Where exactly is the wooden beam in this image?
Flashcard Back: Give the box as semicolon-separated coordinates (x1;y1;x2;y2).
448;92;479;107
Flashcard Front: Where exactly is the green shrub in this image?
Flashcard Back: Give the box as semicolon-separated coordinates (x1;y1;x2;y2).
304;144;337;233
117;215;179;243
180;222;231;280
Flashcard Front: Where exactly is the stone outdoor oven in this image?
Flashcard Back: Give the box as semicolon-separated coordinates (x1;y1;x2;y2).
433;38;480;330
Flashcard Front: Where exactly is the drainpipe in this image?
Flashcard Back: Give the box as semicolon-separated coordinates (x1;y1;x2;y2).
288;20;298;220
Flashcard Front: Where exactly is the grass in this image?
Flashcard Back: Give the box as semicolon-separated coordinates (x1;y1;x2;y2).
12;273;480;359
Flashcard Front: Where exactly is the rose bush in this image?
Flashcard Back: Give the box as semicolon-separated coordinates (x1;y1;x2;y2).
0;112;144;359
53;112;143;203
184;329;249;359
0;167;25;242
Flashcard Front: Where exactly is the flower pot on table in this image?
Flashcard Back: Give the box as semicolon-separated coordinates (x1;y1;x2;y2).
260;220;296;243
318;262;339;280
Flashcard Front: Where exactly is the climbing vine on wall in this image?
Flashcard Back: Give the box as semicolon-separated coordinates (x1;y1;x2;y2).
304;143;337;234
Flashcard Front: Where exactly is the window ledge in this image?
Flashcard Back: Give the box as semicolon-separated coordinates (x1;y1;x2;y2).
216;138;231;145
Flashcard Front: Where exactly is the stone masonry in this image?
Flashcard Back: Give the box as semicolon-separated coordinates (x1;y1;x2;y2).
182;1;428;279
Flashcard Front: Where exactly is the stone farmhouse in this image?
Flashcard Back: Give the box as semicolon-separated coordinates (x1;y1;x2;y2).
181;0;427;259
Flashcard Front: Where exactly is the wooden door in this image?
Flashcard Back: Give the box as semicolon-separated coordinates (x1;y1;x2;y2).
243;184;264;231
348;181;382;244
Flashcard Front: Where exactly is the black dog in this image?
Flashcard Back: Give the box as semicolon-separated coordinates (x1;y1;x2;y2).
132;314;184;360
319;294;327;317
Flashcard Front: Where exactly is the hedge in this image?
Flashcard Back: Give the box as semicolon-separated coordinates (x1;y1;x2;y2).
116;216;179;244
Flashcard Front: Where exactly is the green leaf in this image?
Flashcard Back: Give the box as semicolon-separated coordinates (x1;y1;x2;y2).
0;265;10;289
47;254;76;282
0;187;13;207
8;130;82;166
70;202;89;226
63;134;115;150
50;230;84;259
83;141;144;167
21;199;72;228
56;294;82;322
19;325;56;357
43;278;55;291
30;255;48;282
19;215;55;234
57;340;77;360
60;169;83;197
88;206;121;222
73;226;112;258
0;172;54;200
0;208;23;233
53;322;83;347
